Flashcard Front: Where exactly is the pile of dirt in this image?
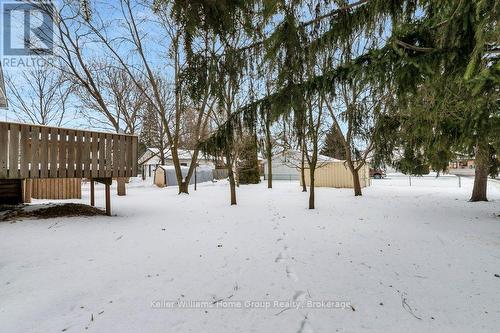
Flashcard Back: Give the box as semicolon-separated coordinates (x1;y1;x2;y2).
0;203;106;222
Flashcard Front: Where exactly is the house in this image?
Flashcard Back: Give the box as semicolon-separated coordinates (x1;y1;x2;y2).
447;157;475;176
139;148;214;178
449;158;475;170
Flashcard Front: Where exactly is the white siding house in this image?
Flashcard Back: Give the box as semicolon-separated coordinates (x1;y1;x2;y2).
139;148;214;178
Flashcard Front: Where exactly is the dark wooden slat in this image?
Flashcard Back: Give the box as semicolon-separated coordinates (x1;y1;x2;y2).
40;127;49;178
75;131;83;178
125;136;132;177
49;128;58;178
83;132;91;178
8;124;19;179
119;135;126;177
31;126;40;178
132;136;138;177
112;135;119;178
0;179;22;204
58;129;67;178
67;130;75;178
105;134;112;177
98;133;105;177
19;125;30;178
91;132;99;178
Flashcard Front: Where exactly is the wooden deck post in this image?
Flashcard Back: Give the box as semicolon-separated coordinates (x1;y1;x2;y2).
117;177;126;196
105;182;111;216
90;179;95;206
22;179;32;203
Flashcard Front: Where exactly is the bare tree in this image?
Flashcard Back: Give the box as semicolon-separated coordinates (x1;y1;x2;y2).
6;65;73;126
303;92;326;209
322;33;384;196
79;0;216;193
31;1;121;134
75;62;145;134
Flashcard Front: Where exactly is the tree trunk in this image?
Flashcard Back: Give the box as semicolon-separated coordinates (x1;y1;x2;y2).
351;167;362;196
308;167;315;209
267;154;272;189
470;140;489;202
301;147;307;192
179;181;189;195
169;147;188;194
228;169;237;205
265;118;272;189
226;153;237;205
178;149;200;195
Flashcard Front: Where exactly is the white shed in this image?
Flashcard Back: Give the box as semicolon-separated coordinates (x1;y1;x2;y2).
154;165;214;188
139;148;214;178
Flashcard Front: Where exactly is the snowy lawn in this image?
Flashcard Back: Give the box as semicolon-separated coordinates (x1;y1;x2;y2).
1;176;499;332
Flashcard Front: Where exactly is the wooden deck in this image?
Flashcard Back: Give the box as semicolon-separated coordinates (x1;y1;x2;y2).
0;121;138;215
0;121;138;180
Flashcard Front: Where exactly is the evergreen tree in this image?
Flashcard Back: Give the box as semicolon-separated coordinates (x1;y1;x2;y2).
139;103;160;152
378;0;499;201
320;126;346;160
171;0;498;204
238;134;261;185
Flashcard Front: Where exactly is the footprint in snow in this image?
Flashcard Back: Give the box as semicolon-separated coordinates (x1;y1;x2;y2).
170;320;186;332
297;315;315;333
293;290;307;302
286;266;299;281
275;252;287;263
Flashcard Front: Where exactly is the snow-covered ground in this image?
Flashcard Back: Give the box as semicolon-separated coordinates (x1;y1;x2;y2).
1;175;499;333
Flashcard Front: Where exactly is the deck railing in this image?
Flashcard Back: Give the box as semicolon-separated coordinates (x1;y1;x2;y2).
0;121;138;179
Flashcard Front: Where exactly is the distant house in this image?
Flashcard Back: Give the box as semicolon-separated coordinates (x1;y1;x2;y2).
0;61;8;108
449;158;475;170
447;157;475;176
139;148;214;178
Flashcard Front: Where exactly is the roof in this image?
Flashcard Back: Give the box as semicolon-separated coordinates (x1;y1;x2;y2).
263;149;341;165
0;62;8;109
157;165;213;172
148;148;195;160
139;148;214;165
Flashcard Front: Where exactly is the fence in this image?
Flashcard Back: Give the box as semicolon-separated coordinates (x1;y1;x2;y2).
264;173;300;181
374;173;465;188
213;168;229;180
0;121;138;180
